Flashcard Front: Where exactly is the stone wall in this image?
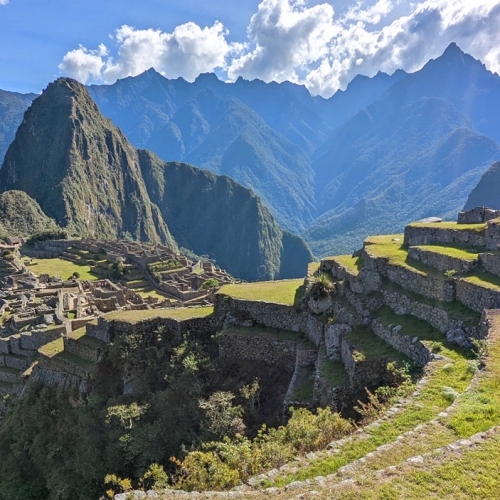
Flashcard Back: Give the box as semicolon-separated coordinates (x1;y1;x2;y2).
324;323;352;359
456;279;500;313
458;207;500;224
478;253;500;277
215;294;304;331
382;289;480;345
340;337;390;389
485;220;500;250
385;264;455;302
371;320;431;366
218;334;297;368
63;337;104;363
408;247;478;273
404;225;485;248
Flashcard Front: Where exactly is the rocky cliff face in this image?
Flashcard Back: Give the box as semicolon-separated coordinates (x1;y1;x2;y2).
138;150;313;281
0;78;312;280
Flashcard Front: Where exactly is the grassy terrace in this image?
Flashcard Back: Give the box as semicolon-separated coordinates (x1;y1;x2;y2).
412;244;481;260
382;280;480;327
326;254;364;276
26;257;99;281
407;221;487;232
344;325;410;364
461;272;500;291
219;279;305;306
68;327;106;349
307;312;500;499
103;306;214;324
38;337;95;369
364;234;443;278
221;324;315;348
273;319;474;487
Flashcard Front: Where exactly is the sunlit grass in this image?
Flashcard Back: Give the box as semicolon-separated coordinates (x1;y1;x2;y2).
219;279;305;306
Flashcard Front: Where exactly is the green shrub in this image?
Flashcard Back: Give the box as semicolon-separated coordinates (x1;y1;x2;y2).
200;278;219;291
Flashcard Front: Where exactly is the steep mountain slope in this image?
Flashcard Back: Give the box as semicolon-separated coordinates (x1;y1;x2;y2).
0;190;59;237
308;45;500;256
0;89;36;164
382;43;500;143
0;78;311;280
89;74;317;233
308;97;500;255
464;161;500;210
139;150;312;280
0;78;175;247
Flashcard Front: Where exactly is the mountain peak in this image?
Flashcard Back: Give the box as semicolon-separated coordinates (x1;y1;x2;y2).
442;42;464;57
194;73;221;85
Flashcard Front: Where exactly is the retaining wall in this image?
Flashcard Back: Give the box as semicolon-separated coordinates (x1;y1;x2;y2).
408;247;478;273
371;320;431;366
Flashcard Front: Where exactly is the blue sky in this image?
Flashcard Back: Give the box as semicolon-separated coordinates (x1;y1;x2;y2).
1;0;500;97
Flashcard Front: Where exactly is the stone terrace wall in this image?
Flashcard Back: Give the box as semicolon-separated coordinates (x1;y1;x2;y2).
386;264;455;302
408;247;478;273
456;280;500;313
214;294;325;346
458;207;500;224
340;337;389;389
404;225;485;248
371;320;431;366
479;253;500;277
382;289;480;344
87;315;220;344
218;334;297;368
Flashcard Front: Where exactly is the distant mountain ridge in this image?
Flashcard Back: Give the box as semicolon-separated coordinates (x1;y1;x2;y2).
1;43;500;256
0;78;312;281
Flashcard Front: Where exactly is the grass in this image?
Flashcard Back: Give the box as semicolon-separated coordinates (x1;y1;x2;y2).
68;327;107;349
375;305;446;343
413;245;480;260
103;306;214;324
38;338;64;358
218;279;305;306
408;221;487;232
381;279;481;327
308;262;320;275
318;350;349;386
290;364;316;401
25;257;99;281
332;255;364;276
344;325;411;364
364;235;443;278
461;272;500;291
273;324;474;487
221;324;315;348
327;431;500;499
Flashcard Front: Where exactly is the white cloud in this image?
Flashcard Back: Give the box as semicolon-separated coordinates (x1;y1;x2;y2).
58;44;108;84
0;0;9;5
59;22;244;85
59;0;500;97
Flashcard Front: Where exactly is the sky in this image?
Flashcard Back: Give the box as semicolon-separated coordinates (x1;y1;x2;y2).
1;0;500;97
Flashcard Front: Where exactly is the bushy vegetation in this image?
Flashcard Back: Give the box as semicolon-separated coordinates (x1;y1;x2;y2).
172;407;352;491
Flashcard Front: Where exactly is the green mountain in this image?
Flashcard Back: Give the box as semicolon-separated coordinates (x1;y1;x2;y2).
0;78;175;247
0;78;312;280
0;89;36;164
464;161;500;210
0;190;59;237
308;97;500;255
139;151;311;280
